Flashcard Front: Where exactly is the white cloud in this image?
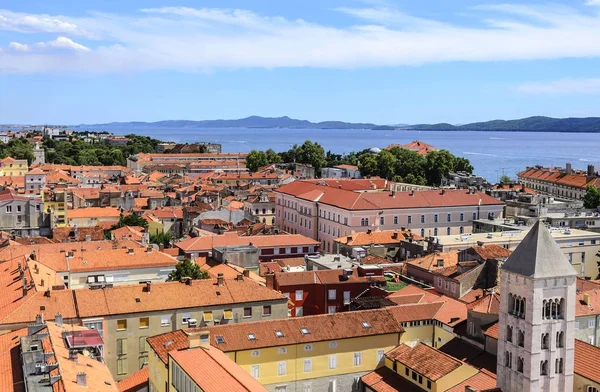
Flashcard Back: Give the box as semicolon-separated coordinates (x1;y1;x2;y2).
8;41;29;52
35;36;90;51
1;3;600;73
517;78;600;94
585;0;600;6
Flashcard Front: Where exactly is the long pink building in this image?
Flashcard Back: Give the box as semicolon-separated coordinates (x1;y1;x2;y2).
274;180;505;253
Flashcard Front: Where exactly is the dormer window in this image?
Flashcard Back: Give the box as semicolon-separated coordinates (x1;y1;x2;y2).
362;321;372;329
275;330;284;338
300;328;310;335
248;333;256;340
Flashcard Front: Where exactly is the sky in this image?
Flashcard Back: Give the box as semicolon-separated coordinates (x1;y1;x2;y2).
1;0;600;125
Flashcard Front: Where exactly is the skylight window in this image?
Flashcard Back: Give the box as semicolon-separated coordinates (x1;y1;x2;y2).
362;321;372;329
248;333;256;340
275;330;284;338
300;328;310;335
216;336;225;344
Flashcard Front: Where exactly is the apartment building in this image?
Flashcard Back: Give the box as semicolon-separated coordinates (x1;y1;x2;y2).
175;232;320;260
0;156;28;176
204;309;404;392
147;330;267;392
0;189;47;236
266;267;386;317
275;181;504;254
518;163;600;201
127;153;248;175
0;274;288;382
24;168;47;191
66;206;121;228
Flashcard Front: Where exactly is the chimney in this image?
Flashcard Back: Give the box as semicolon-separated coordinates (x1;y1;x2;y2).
145;282;152;293
159;244;165;252
35;314;44;324
441;189;446;195
76;372;87;387
237;273;244;281
392;232;399;240
146;246;153;253
186;278;192;286
409;190;414;197
367;229;372;235
55;313;63;327
566;162;572;175
128;248;134;255
69;349;78;363
583;293;591;306
217;273;224;286
22;285;28;298
44;288;51;297
265;273;275;289
186;330;210;349
476;241;484;247
243;269;250;278
30;251;36;261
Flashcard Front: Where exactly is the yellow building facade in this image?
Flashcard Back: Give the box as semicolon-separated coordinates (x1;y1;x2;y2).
0;157;28;176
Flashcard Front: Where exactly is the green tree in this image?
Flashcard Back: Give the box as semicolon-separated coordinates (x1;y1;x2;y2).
454;157;474;174
358;155;378;177
499;174;512;184
294;141;327;174
376;150;397;179
150;231;174;248
583;185;600;209
389;147;426;179
403;173;427;185
425;150;455;186
167;258;210;281
265;148;282;164
246;150;268;172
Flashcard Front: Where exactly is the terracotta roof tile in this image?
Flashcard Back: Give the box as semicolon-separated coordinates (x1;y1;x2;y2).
74;278;286;318
575;339;600;384
274;269;385;286
386;342;462;381
446;371;497;392
0;328;27;392
387;302;445;322
406;252;459;271
170;345;267;392
117;367;148;392
361;366;423;392
147;330;189;364
576;289;600;317
466;292;501;315
206;308;403;352
335;230;424;246
470;245;512;261
67;207;121;219
176;233;319;252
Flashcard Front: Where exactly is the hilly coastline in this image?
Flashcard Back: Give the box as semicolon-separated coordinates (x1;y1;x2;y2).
80;115;600;132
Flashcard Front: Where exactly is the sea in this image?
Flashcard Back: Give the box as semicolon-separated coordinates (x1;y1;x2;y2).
105;127;600;182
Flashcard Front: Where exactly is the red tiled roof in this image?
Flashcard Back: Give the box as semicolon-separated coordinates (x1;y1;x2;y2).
575;339;600;384
147;330;188;364
176;232;319;252
446;371;497;392
467;292;501;315
386;343;462;381
0;328;27;392
117;366;148;392
361;366;423;392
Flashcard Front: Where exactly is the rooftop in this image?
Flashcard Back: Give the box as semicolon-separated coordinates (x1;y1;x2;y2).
386;342;463;381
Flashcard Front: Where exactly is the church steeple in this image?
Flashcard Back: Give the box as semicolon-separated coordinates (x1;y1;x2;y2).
497;220;576;392
501;220;577;279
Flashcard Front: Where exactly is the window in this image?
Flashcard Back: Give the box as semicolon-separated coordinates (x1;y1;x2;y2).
587;387;599;392
460;213;464;221
295;290;304;301
251;365;260;379
329;341;338;349
304;384;312;392
412;371;417;381
427;380;432;389
139;336;148;353
181;313;192;323
328;379;337;392
278;361;287;376
248;334;257;341
328;355;337;369
473;212;477;220
517;356;524;373
541;333;549;349
296;307;304;317
244;307;252;318
459;226;464;234
518;329;525;347
576;321;580;330
6;206;11;213
377;350;385;362
394;216;398;225
300;327;310;335
420;215;425;223
328;289;336;300
83;320;103;337
433;228;438;236
304;344;313;351
117;338;127;356
556;331;564;348
223;309;233;320
507;326;513;342
447;213;451;222
328;306;336;314
117;319;127;331
353;352;362;366
343;291;351;305
421;229;425;237
278;347;287;354
589;336;595;345
590;319;596;328
419;375;423;384
434;214;438;223
160;316;170;326
446;227;451;235
117;358;128;375
408;215;412;224
304;358;312;372
263;305;272;317
405;367;409;376
540;360;548;376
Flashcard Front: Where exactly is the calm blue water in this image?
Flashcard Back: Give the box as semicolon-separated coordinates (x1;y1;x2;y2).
113;127;600;182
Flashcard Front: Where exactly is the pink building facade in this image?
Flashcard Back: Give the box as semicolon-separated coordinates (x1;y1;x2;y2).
275;181;505;254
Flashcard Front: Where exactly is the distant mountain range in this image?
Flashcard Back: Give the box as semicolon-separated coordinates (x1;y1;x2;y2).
79;115;600;132
401;116;600;132
81;116;394;130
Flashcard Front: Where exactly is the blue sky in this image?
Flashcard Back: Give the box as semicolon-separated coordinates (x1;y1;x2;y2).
1;0;600;125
